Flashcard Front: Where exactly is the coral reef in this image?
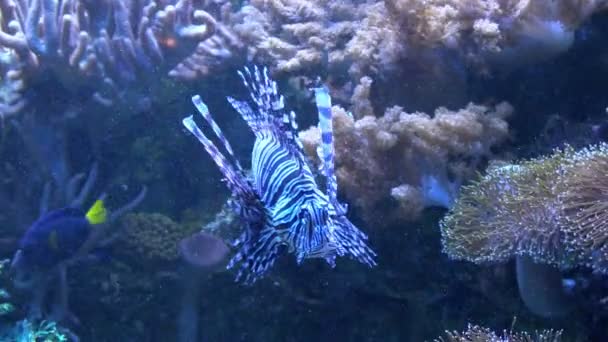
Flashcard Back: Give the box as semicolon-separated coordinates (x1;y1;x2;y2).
300;99;512;226
436;324;562;342
219;0;608;118
0;0;606;339
231;0;608;78
1;0;604;121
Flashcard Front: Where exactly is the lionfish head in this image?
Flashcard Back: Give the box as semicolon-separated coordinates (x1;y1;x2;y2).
293;202;341;265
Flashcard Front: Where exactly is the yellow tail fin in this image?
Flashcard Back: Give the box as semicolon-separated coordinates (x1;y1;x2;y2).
85;199;107;225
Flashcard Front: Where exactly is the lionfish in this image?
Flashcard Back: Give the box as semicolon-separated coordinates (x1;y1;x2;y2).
182;66;376;283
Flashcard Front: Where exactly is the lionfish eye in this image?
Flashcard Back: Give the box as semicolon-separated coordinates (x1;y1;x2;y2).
297;209;308;222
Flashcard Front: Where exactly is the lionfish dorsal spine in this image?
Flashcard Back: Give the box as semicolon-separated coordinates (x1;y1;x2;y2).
314;86;341;207
233;67;303;152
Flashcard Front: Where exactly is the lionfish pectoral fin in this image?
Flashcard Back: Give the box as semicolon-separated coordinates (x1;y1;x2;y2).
334;219;377;267
325;255;336;268
182;115;235;177
228;228;281;284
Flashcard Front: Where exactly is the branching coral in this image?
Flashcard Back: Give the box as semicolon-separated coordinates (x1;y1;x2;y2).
0;0;242;111
436;324;562;342
156;0;244;80
0;49;25;120
299;98;512;226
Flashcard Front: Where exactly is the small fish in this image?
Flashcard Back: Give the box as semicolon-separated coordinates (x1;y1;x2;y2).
182;66;376;283
17;199;108;270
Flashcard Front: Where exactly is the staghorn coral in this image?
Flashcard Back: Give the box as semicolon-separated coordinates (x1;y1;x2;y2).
0;49;25;120
159;0;244;80
0;0;241;111
436;324;562;342
120;212;199;264
299;98;512;226
441;142;608;274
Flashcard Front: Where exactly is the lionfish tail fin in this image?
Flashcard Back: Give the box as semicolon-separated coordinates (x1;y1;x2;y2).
334;218;377;267
232;66;303;150
313;86;342;208
227;228;281;284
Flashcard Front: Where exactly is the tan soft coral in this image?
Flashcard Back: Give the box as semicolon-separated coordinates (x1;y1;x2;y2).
232;0;401;79
385;0;608;71
300;98;512;227
342;2;403;79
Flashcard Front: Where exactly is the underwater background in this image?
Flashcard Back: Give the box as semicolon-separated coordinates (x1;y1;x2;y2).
0;0;608;341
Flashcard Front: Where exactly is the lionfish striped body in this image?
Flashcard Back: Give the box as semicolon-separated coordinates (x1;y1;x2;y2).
182;66;376;283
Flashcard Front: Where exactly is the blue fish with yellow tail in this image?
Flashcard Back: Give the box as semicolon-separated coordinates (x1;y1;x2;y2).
17;199;108;270
182;66;376;284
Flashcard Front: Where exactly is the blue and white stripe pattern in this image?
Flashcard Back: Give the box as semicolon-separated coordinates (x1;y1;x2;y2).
183;66;376;283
